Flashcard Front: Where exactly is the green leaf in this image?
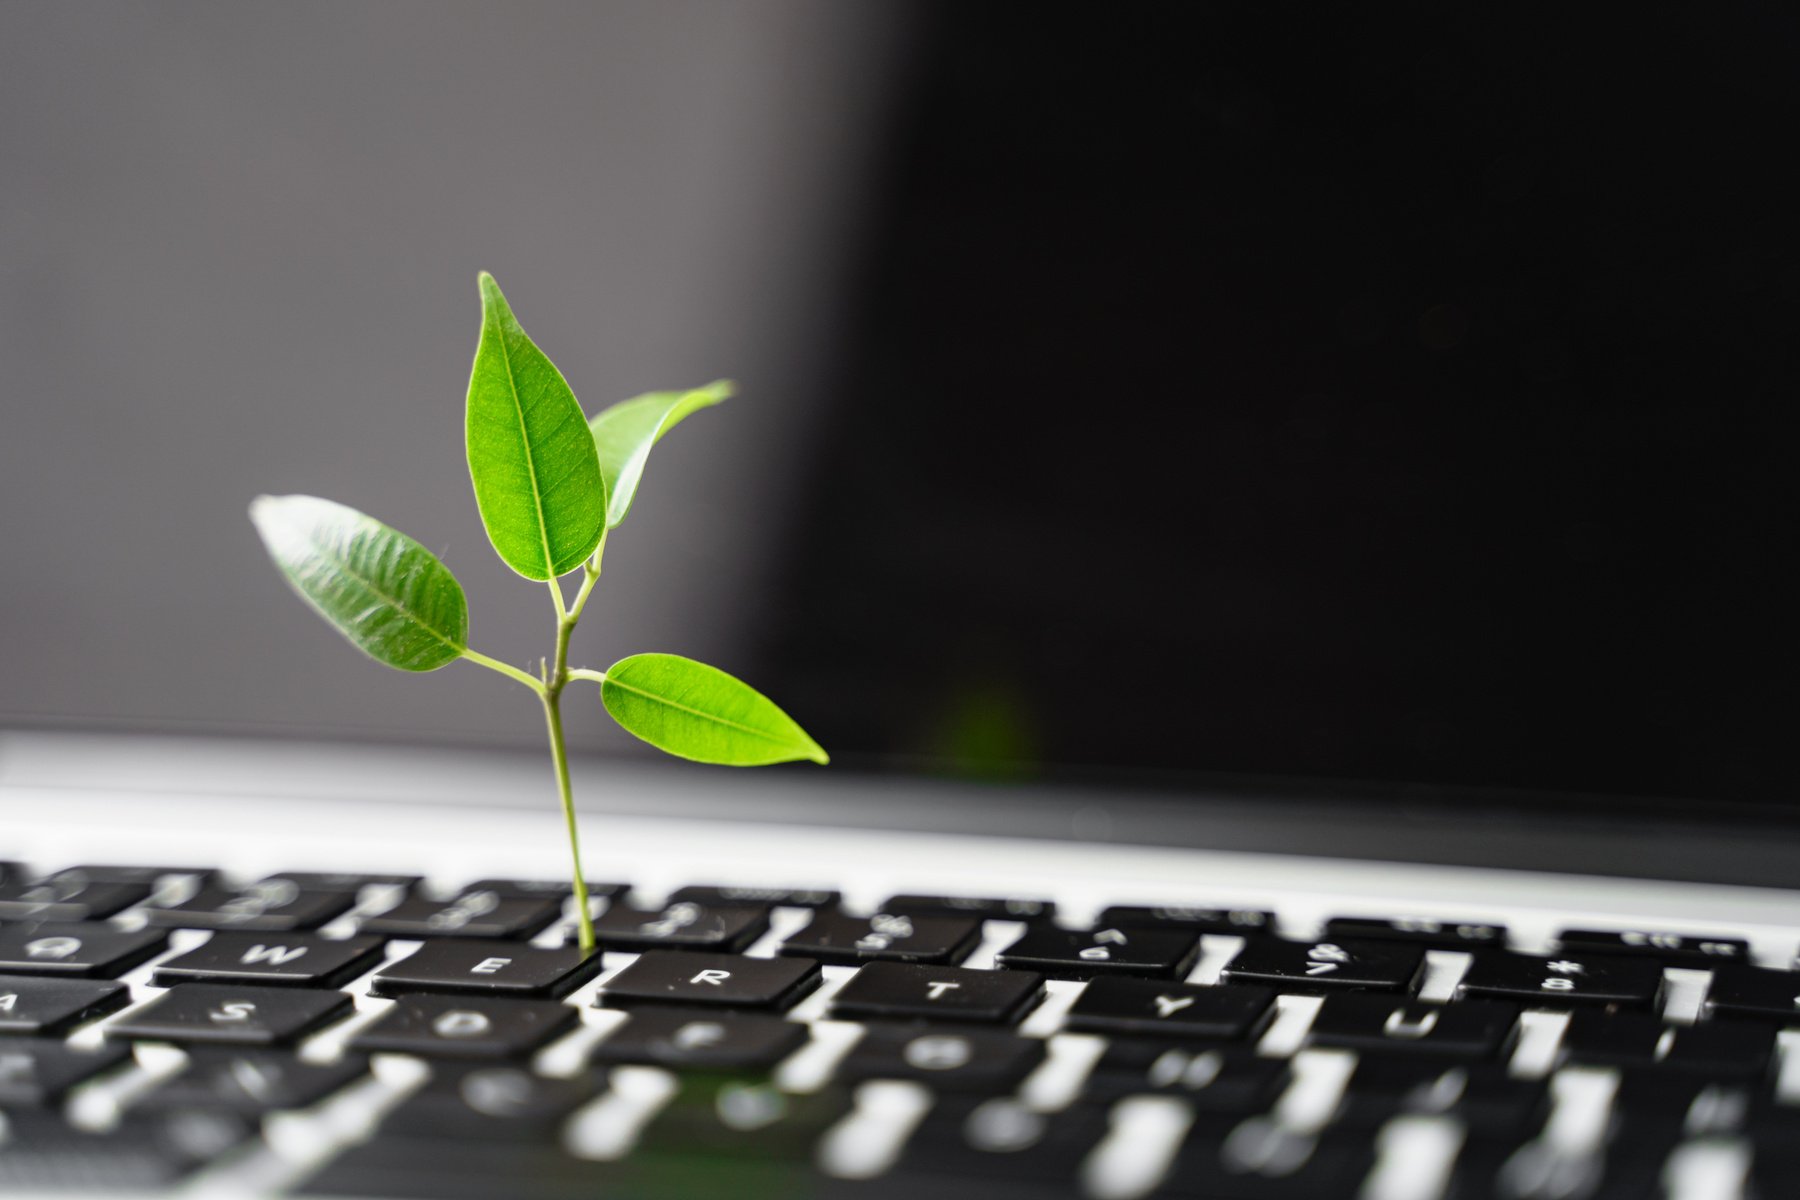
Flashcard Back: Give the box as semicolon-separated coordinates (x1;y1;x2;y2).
599;652;828;766
588;380;733;529
249;494;468;672
466;272;607;579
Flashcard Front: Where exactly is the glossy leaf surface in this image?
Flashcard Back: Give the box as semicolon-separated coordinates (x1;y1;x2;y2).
599;653;827;766
249;494;467;671
588;380;732;528
466;272;607;579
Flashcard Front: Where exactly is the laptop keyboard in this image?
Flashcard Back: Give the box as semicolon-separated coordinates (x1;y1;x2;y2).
0;862;1796;1197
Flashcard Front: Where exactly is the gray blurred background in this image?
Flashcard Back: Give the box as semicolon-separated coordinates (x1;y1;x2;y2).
0;1;906;751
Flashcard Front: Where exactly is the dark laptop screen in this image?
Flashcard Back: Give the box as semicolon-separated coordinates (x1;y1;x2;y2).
753;3;1799;808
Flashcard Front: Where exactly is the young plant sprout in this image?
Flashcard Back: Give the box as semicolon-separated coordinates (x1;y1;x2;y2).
249;273;828;953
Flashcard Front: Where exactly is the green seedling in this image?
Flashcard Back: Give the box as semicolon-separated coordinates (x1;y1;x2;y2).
249;273;827;953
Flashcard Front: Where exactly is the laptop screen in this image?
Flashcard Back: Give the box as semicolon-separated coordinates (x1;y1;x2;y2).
1;5;1792;814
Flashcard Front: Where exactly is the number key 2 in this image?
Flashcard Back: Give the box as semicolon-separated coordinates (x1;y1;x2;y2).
1458;951;1664;1009
1220;939;1424;993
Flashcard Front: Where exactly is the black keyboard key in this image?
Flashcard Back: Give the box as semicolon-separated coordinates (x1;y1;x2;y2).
1083;1041;1291;1108
0;878;149;921
1704;964;1800;1023
598;950;821;1011
109;982;353;1045
638;1077;852;1161
1558;1009;1664;1067
141;881;356;932
295;1139;603;1200
351;993;578;1059
381;1066;602;1141
670;884;841;908
362;892;563;940
0;922;168;977
1159;1122;1375;1199
153;931;385;989
897;1097;1111;1184
0;1036;133;1103
0;974;131;1035
1324;916;1508;948
371;940;604;1000
1339;1058;1549;1137
996;924;1201;981
1065;977;1276;1039
1557;927;1750;965
461;878;627;902
1661;1022;1777;1077
148;1048;369;1112
881;894;1056;921
0;861;22;885
831;962;1045;1024
1220;938;1424;993
1097;905;1276;935
47;864;217;886
0;1109;252;1190
780;911;981;965
262;871;422;893
589;1005;810;1071
590;902;770;952
1307;995;1520;1057
1458;950;1664;1009
839;1025;1047;1091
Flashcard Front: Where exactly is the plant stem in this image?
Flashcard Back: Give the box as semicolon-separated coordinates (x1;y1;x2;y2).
568;668;607;684
460;648;545;694
540;685;596;955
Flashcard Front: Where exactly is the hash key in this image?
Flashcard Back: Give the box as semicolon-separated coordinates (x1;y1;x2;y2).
0;922;168;978
590;1005;810;1071
779;911;982;965
371;939;604;999
598;950;821;1011
1458;950;1664;1009
351;993;578;1059
997;925;1200;981
0;974;131;1035
831;961;1045;1024
153;932;385;989
108;983;353;1046
590;902;770;952
1220;938;1423;993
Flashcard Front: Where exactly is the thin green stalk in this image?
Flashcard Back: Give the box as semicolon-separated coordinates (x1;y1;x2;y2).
460;648;545;693
568;668;606;685
541;685;596;955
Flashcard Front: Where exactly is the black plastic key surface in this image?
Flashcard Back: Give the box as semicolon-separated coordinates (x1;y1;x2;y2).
590;901;771;952
460;878;628;902
1082;1042;1290;1108
0;922;168;978
839;1025;1047;1091
1660;1022;1778;1077
109;982;353;1045
1458;950;1664;1009
47;864;217;886
0;1109;252;1191
0;1036;133;1103
381;1066;603;1141
1558;1009;1665;1067
895;1097;1111;1185
1096;904;1275;935
830;961;1045;1024
153;931;385;988
996;924;1201;981
638;1077;853;1163
1557;927;1749;965
351;993;579;1059
0;973;131;1035
1337;1058;1549;1137
1156;1121;1376;1199
598;950;821;1011
1064;977;1275;1039
670;884;841;908
881;894;1056;921
1307;995;1520;1058
148;1048;369;1112
372;939;604;1000
362;891;564;940
142;881;356;932
1220;938;1424;993
589;1005;810;1071
780;911;982;966
0;878;150;922
262;871;422;893
1324;916;1507;948
1704;964;1800;1023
